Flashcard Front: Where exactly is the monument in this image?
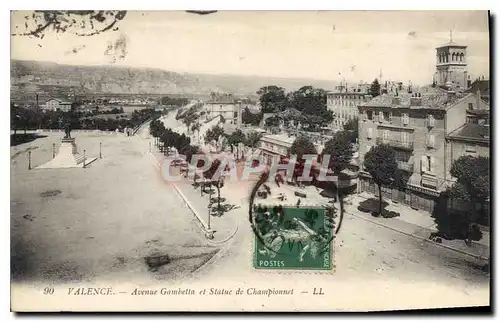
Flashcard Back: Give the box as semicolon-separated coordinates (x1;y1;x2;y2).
38;121;97;169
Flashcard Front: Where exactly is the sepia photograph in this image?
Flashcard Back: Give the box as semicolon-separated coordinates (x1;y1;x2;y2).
9;9;491;312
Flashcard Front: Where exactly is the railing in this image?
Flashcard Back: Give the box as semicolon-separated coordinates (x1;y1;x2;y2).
376;138;414;150
397;161;414;172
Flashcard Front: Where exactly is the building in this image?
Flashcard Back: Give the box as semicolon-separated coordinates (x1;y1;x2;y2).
357;86;489;213
446;123;490;162
467;77;490;103
445;122;490;217
327;82;370;130
43;99;73;112
259;134;295;166
434;33;468;90
203;93;244;128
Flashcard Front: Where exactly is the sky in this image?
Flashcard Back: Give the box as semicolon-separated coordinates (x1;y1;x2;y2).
10;10;490;85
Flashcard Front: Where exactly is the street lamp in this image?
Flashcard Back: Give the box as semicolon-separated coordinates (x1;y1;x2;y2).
207;183;213;230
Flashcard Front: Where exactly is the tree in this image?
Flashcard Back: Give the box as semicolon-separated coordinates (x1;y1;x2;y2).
182;111;198;133
204;125;225;145
245;131;262;148
179;144;200;163
227;129;246;148
290;136;317;160
242;107;263;126
288;86;327;115
323;131;353;175
264;115;280;127
342;117;358;144
449;155;490;242
190;121;202;143
289;136;317;182
257;86;287;113
369;78;381;98
363;144;397;216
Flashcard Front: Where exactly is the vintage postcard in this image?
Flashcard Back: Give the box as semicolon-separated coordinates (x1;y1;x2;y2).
10;10;491;312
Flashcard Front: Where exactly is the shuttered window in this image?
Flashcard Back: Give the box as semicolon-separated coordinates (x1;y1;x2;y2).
430;156;435;173
402;113;409;125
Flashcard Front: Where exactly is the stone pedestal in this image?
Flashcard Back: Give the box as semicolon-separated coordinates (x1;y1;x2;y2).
38;137;96;169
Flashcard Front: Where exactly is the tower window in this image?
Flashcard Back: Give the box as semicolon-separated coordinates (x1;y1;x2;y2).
468;103;474;110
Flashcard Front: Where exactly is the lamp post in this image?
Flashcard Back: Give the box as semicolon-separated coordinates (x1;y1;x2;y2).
28;151;32;170
99;142;102;159
208;184;213;230
83;149;86;168
52;143;56;159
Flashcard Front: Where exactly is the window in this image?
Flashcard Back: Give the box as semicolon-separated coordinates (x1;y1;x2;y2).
402;113;409;125
401;131;410;143
468;103;474;110
367;128;373;139
383;129;390;141
367;111;373;120
421;155;433;173
427;134;435;148
427;114;435;128
383;112;391;122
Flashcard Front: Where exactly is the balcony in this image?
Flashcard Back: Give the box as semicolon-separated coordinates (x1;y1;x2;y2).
397;161;414;172
421;172;438;189
376;138;414;151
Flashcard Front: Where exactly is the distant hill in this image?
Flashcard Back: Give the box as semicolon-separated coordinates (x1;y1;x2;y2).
10;60;337;103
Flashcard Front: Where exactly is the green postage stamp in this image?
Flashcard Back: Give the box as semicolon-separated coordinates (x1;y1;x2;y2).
252;205;335;271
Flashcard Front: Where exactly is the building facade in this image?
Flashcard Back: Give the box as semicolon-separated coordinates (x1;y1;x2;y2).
327;82;370;130
259;134;295;166
203;93;249;128
357;88;488;213
44;99;73;112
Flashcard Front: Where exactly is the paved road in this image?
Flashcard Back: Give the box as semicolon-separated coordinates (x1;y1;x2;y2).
11;119;489;310
150;111;490;299
11;132;217;285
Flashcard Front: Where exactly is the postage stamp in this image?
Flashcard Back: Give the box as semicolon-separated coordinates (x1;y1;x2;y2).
252;205;334;271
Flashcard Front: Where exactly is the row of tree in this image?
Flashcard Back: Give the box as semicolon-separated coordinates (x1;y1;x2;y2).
11;104;160;134
149;119;200;162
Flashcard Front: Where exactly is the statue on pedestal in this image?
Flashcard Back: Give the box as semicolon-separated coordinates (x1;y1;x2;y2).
63;121;72;139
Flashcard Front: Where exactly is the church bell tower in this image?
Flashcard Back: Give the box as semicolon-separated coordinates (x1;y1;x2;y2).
435;31;468;90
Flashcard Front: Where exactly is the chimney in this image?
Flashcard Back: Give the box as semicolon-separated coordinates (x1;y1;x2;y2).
392;93;401;105
447;90;457;101
410;93;422;106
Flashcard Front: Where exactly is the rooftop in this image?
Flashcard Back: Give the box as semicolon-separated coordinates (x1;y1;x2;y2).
448;123;490;141
360;86;463;109
261;133;296;145
436;40;467;48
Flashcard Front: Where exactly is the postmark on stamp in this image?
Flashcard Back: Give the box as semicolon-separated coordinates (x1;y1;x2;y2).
252;204;335;271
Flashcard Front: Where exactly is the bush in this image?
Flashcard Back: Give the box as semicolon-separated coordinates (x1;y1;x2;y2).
433;207;483;241
381;210;400;218
358;198;389;213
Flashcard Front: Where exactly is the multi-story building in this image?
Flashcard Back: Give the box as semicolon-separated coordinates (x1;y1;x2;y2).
446;123;490;162
327;82;370;130
259;134;295;166
202;93;254;128
467;77;490;103
43;99;73;112
357;87;489;213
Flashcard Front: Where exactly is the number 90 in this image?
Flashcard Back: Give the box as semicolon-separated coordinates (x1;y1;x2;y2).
43;287;54;295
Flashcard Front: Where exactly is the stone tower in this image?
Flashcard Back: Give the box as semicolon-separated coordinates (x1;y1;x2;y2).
435;31;468;89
